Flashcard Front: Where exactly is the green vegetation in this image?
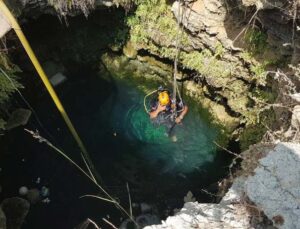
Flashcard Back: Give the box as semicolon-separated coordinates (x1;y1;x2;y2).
126;0;234;79
245;28;268;55
240;109;276;150
241;28;285;84
180;50;234;79
0;52;22;130
127;0;191;47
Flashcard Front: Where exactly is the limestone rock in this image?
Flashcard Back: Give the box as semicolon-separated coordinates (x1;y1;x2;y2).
146;143;300;229
183;191;196;203
172;0;226;35
246;143;300;229
42;61;67;87
185;81;240;132
242;0;285;9
144;201;251;229
290;93;300;103
123;41;137;59
1;197;30;229
0;11;11;39
49;72;67;87
43;61;65;77
291;105;300;130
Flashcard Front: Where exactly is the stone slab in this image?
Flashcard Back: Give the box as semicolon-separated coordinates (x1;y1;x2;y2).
0;11;11;38
246;143;300;229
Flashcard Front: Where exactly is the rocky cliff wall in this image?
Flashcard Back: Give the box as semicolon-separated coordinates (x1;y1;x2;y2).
120;0;300;148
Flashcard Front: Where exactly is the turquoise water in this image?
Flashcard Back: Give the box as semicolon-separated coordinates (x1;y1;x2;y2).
110;79;219;174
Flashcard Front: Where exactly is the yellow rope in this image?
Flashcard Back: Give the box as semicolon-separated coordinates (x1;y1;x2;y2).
0;0;98;183
143;89;157;113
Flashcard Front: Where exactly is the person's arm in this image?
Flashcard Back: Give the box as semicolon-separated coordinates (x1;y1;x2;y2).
175;105;188;123
149;104;166;119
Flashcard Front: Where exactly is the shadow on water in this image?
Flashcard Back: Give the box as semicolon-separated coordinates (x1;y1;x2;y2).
0;9;236;228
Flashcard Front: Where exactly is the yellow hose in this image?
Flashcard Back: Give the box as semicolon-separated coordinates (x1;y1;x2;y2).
0;0;98;183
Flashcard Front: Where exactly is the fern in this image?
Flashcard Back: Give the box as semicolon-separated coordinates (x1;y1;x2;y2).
0;52;23;129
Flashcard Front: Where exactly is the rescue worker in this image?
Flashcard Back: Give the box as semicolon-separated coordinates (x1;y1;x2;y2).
149;90;188;132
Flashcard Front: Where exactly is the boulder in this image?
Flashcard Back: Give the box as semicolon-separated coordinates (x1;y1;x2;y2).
26;189;41;204
1;198;30;229
5;109;32;130
42;61;67;87
0;11;11;39
123;41;137;59
246;143;300;229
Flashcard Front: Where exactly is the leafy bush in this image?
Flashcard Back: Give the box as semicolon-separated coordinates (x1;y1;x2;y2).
0;52;23;130
245;28;268;54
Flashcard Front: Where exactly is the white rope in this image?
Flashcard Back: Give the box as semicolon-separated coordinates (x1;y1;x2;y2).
172;0;185;110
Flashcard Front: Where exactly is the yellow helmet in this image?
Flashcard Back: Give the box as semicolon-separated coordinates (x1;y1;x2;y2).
158;91;170;106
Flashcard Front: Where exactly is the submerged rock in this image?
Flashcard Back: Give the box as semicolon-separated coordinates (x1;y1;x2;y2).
42;61;67;87
18;186;29;196
5;109;32;130
26;188;41;204
1;197;29;229
0;207;6;229
120;214;160;229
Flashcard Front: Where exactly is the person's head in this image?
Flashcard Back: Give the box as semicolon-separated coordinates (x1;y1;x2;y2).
158;91;170;106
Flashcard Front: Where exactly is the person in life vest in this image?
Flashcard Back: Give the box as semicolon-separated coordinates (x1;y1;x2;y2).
149;90;188;132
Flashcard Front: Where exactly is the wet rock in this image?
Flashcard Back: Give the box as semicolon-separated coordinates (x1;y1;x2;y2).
140;203;152;213
120;214;160;229
136;214;160;227
123;41;137;59
40;186;50;198
26;188;41;204
18;186;29;196
185;81;240;131
1;197;29;229
183;191;196;203
5;109;32;130
49;72;67;87
42;61;67;86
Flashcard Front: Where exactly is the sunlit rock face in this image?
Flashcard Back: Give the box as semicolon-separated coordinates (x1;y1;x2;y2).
246;143;300;229
144;177;252;229
145;142;300;229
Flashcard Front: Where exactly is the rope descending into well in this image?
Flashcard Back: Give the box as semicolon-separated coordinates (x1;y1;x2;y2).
172;0;185;117
143;0;186;114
